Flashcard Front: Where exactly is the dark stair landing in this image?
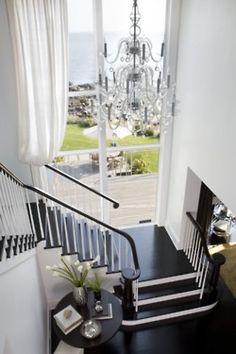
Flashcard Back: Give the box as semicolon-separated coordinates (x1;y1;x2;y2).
123;224;194;281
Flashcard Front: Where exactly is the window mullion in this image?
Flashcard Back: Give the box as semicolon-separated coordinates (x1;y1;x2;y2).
92;0;110;224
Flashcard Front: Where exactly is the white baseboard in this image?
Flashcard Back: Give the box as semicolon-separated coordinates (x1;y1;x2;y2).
165;223;181;250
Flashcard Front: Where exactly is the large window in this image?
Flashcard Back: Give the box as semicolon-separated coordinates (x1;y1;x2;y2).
103;0;166;62
54;0;167;226
68;0;96;87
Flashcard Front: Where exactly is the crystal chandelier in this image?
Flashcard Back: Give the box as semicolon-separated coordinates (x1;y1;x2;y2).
98;0;176;135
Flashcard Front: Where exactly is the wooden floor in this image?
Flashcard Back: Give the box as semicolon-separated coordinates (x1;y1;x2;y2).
122;224;193;281
102;287;236;354
101;224;236;354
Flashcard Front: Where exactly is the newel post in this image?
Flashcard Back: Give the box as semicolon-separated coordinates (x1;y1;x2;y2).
122;268;136;311
209;253;226;297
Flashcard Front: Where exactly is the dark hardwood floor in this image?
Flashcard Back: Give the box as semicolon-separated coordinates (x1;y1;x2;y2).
103;279;236;354
101;224;236;354
123;224;194;280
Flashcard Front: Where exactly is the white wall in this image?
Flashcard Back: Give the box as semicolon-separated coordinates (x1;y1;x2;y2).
166;0;236;246
0;0;32;184
0;2;47;353
0;255;47;354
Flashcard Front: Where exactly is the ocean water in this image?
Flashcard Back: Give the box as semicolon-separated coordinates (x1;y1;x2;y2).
69;32;96;85
69;31;164;85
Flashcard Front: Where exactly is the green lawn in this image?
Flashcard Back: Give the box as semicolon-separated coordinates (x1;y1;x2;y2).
60;124;159;172
61;124;159;150
61;125;98;150
129;150;159;172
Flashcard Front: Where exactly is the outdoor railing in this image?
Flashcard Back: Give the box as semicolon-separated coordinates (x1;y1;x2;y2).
45;163;119;208
50;143;159;226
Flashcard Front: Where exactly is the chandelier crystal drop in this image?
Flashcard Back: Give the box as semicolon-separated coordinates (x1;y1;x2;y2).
98;0;176;135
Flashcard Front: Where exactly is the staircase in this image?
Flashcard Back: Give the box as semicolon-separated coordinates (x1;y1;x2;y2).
0;162;226;331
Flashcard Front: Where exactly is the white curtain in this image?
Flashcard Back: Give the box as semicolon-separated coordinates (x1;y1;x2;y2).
6;0;68;166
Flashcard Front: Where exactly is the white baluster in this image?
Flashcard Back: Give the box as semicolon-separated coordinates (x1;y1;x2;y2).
118;236;121;271
80;219;86;260
198;255;206;288
200;260;209;299
71;213;78;254
193;235;201;270
196;247;204;283
63;213;71;254
34;193;45;240
25;190;36;236
52;203;61;246
183;218;190;252
45;200;54;247
111;232;114;272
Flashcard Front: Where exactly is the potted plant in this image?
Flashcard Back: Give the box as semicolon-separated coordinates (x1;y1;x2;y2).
46;255;100;306
86;272;103;301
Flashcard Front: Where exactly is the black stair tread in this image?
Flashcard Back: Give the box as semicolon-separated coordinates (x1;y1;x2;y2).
138;282;200;300
55;207;64;243
89;227;107;266
80;220;91;260
106;232;120;273
62;214;79;254
0;237;5;261
138;275;197;293
45;207;61;248
29;202;46;241
123;300;203;321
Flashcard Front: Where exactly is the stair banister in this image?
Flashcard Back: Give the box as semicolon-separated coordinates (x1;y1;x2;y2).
0;162;140;309
26;184;141;309
26;184;139;272
45;163;120;209
186;212;225;298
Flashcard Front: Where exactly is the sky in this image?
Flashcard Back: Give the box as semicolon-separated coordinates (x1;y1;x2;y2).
68;0;166;34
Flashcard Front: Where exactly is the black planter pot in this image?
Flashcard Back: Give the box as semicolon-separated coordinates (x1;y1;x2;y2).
94;290;102;301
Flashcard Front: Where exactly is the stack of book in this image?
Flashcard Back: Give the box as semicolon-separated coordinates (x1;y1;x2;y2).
53;305;83;335
91;303;113;320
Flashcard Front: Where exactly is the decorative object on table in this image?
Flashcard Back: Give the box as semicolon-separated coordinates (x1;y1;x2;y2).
91;303;113;320
46;255;100;306
86;272;103;301
53;305;83;335
208;202;236;244
73;286;88;307
94;300;103;313
80;319;102;339
97;0;176;134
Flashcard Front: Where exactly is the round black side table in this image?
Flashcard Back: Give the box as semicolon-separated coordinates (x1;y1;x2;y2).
52;289;122;353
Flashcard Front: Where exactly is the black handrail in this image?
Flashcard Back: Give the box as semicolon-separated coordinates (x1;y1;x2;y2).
45;164;120;209
186;212;225;266
0;161;140;280
186;211;225;296
0;162;24;186
26;184;140;280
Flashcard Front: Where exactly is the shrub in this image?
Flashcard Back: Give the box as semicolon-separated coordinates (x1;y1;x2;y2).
132;158;149;174
145;126;155;137
67;114;80;124
78;116;96;128
53;156;65;163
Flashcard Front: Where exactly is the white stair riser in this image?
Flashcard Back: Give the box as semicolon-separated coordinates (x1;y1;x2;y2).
122;301;218;330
